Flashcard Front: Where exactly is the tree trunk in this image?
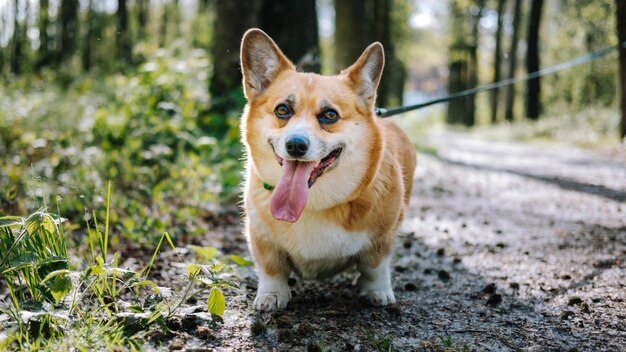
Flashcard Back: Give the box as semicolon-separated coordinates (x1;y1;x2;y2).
447;0;483;126
10;0;24;75
137;0;149;40
209;0;261;119
490;0;506;123
525;0;543;120
334;0;371;72
116;0;132;64
617;0;626;139
82;0;94;72
504;0;522;121
159;2;168;48
58;0;79;65
372;0;405;108
260;0;320;73
36;0;52;71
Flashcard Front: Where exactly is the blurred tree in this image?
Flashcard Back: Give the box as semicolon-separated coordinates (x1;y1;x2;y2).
82;0;94;71
36;0;53;71
334;0;406;107
137;0;150;41
116;0;132;64
525;0;543;120
618;0;626;139
504;0;522;121
490;0;506;123
57;0;79;66
209;0;261;118
10;0;23;75
334;0;370;71
373;0;406;107
260;0;320;73
447;0;485;126
159;1;169;48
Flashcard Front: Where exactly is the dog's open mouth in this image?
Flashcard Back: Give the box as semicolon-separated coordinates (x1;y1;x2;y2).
271;147;343;223
276;147;343;188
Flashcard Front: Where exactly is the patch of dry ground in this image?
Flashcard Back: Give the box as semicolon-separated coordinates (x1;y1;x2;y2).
164;131;625;351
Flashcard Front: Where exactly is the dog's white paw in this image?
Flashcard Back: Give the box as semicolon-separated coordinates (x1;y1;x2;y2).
361;287;396;306
253;271;291;311
253;291;291;311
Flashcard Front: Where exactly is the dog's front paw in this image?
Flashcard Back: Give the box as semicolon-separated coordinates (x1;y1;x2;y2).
253;291;291;311
361;287;396;306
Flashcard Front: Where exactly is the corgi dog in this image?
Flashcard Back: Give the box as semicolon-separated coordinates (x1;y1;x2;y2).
239;29;416;311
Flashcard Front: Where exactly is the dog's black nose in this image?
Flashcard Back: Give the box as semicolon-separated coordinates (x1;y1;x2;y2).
285;135;309;158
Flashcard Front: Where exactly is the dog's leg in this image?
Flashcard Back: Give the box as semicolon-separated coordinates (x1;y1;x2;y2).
357;252;396;306
249;231;291;311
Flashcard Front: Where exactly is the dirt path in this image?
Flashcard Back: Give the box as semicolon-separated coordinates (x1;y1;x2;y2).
176;131;626;351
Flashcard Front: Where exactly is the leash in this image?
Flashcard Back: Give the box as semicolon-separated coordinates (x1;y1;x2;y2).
375;41;626;118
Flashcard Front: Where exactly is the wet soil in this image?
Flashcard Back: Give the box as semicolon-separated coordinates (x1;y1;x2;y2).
157;131;626;351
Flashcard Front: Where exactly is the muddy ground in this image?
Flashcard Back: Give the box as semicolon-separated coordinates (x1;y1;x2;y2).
153;131;626;351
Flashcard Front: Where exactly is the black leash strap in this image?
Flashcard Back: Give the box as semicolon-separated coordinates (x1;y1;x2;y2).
376;41;626;118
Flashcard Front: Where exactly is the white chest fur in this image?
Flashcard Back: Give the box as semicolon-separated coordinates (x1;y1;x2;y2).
252;207;373;279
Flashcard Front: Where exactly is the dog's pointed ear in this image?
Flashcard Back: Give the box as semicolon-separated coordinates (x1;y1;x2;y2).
240;29;295;100
341;42;385;108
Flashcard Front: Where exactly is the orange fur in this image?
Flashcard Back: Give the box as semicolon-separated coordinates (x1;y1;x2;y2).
239;29;416;310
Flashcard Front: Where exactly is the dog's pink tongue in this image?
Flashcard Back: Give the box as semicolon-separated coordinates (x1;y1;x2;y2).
270;160;316;223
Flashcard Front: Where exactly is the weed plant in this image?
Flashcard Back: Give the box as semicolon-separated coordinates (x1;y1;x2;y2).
0;186;239;350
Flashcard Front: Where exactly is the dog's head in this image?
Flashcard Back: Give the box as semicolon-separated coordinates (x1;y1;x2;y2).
240;29;384;223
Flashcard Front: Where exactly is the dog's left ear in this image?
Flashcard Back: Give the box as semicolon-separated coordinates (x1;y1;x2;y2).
240;29;295;100
341;43;385;109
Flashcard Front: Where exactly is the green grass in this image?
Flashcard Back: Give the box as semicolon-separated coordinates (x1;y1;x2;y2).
0;187;241;350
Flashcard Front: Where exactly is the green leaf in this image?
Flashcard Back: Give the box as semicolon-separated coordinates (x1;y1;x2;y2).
207;288;225;317
42;269;71;284
191;246;218;261
0;216;23;229
50;275;72;303
128;305;144;313
186;263;202;276
229;255;253;267
209;263;225;273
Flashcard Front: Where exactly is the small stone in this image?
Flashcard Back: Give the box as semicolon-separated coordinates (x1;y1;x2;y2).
438;270;451;281
581;303;591;313
495;229;503;235
288;277;298;286
385;304;402;317
495;242;507;248
561;310;575;320
486;293;502;306
423;268;432;275
169;339;184;351
509;282;520;290
275;315;293;328
297;320;314;336
461;223;467;228
436;248;445;257
307;342;322;352
404;282;418;291
452;257;462;265
568;296;583;306
166;317;182;331
277;328;292;342
251;319;266;336
403;239;412;249
483;283;497;294
561;274;572;280
394;265;407;273
196;325;211;338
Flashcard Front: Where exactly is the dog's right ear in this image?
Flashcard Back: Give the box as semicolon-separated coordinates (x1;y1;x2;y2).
240;29;295;100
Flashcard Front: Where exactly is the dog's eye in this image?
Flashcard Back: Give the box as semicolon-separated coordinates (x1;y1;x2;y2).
274;104;292;119
318;109;340;124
